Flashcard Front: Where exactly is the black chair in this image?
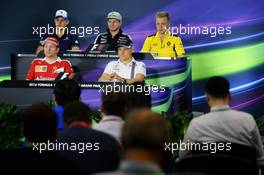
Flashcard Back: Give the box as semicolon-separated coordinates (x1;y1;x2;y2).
191;142;256;162
176;142;258;175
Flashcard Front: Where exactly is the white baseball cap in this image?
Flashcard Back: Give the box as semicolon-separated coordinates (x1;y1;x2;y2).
55;10;68;19
107;11;122;22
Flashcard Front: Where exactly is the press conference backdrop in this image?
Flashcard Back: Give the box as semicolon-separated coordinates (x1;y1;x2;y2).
0;0;264;116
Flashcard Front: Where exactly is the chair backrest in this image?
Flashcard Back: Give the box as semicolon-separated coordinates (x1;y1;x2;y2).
177;142;258;175
191;142;256;163
177;154;257;174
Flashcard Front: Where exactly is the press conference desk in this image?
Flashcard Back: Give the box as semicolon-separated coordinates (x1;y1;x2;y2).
0;80;154;111
3;52;192;113
0;80;110;107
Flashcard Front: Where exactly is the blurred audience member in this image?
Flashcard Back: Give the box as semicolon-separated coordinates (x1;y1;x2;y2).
96;109;171;174
53;79;81;130
57;101;122;174
93;92;127;142
179;76;264;168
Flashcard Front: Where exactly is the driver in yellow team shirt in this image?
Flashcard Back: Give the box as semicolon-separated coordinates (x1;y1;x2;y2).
141;12;185;58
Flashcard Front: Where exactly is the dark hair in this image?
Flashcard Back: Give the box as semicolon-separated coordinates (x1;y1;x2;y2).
63;101;92;125
23;103;57;143
54;79;81;106
206;76;230;98
101;92;127;118
126;84;151;111
122;109;170;152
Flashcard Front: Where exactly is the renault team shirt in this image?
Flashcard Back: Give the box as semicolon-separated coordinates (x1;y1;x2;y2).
26;57;73;81
141;31;185;58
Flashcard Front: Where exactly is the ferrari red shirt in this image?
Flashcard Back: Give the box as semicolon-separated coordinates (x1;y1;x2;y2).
26;57;73;81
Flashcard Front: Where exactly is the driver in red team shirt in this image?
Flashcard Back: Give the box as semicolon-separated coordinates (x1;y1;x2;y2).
26;35;73;81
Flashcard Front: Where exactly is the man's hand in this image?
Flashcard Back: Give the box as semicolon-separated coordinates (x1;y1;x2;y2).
110;73;125;82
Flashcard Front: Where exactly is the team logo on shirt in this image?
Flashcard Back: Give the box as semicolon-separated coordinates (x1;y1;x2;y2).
35;66;47;72
100;38;107;43
53;67;65;73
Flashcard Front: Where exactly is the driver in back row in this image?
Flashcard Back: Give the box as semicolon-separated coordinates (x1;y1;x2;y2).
92;11;132;52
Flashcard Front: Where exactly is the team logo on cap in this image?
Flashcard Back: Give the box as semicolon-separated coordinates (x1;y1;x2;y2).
55;9;68;19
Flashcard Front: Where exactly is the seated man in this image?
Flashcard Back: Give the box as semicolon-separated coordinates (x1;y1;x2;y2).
1;103;80;174
57;101;121;174
23;103;57;145
92;11;132;52
53;79;81;130
26;35;73;81
179;76;264;168
141;11;185;58
93;92;127;142
35;9;80;55
98;37;146;84
95;109;171;175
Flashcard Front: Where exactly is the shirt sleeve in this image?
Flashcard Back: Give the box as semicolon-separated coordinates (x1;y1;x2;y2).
103;62;113;75
26;60;36;80
251;123;264;168
135;62;146;77
70;34;80;48
93;34;102;44
174;36;185;57
64;60;73;73
141;37;152;53
39;34;47;46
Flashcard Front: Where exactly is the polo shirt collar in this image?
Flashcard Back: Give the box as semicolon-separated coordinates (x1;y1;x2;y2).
155;31;171;38
107;28;123;36
211;105;230;112
43;57;61;64
100;115;123;123
117;57;136;65
119;160;163;174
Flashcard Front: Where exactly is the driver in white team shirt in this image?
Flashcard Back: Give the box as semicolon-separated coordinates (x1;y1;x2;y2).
99;37;146;84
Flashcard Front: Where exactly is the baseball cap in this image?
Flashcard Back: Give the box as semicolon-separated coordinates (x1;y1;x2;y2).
55;10;68;19
43;36;59;46
107;11;122;22
117;37;134;48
